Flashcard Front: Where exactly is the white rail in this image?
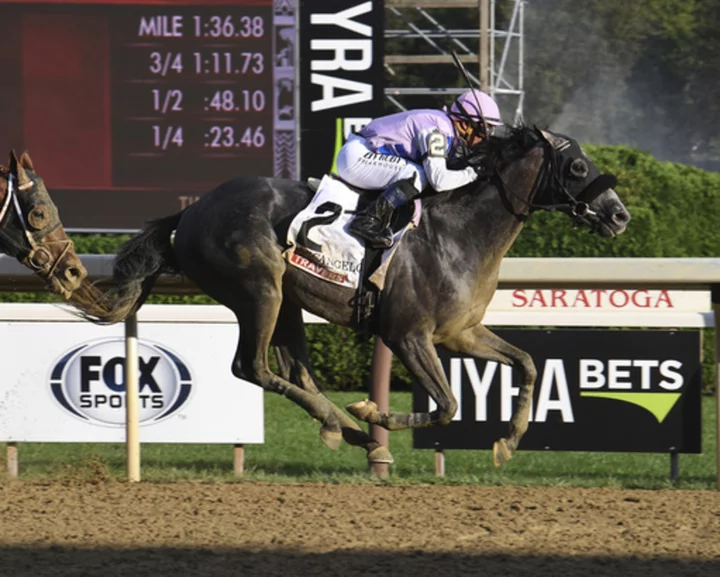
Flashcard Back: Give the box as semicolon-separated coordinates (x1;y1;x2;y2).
498;258;720;288
1;256;719;488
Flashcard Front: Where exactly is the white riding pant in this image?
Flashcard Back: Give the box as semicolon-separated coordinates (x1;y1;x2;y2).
335;134;427;192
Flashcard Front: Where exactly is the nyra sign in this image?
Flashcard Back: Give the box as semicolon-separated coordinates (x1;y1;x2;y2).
413;329;702;453
298;0;384;179
50;338;193;426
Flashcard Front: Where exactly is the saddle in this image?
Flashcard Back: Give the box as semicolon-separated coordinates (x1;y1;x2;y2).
284;174;421;326
307;175;418;238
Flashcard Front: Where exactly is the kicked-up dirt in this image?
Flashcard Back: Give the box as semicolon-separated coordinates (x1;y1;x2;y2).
0;482;718;576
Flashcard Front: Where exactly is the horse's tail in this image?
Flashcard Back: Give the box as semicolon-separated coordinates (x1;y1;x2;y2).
69;211;184;325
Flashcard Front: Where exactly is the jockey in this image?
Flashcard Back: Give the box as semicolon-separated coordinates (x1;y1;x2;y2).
336;89;503;248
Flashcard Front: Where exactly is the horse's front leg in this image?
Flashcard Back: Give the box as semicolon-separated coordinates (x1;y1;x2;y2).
443;323;537;467
347;331;459;430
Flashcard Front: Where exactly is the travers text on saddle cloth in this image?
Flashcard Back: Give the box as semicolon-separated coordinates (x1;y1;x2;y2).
284;174;418;290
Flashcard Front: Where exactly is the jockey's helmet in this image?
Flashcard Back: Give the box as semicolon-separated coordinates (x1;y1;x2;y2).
447;89;503;145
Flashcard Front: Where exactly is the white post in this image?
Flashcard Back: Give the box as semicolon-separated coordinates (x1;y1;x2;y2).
6;442;18;478
125;314;141;482
434;446;445;477
233;444;245;477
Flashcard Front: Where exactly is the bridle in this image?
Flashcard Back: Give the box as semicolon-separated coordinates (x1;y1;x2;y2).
488;132;617;231
518;142;599;221
0;171;74;279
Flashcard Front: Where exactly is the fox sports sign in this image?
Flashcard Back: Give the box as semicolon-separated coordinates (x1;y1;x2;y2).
49;338;193;426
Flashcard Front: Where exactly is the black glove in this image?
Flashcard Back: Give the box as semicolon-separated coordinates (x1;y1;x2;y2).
446;146;470;170
467;154;494;178
447;148;493;176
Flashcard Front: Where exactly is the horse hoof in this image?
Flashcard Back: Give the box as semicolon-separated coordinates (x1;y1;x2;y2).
319;427;342;451
367;446;394;464
493;438;513;467
346;399;378;421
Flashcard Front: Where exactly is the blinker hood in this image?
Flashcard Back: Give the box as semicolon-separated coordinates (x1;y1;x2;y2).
539;129;618;203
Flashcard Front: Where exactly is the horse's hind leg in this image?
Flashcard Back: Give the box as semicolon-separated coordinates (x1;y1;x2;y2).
192;257;347;446
272;302;393;463
232;296;350;444
173;223;348;451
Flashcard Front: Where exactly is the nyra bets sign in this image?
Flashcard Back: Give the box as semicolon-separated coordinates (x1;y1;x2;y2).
413;329;701;453
0;322;263;443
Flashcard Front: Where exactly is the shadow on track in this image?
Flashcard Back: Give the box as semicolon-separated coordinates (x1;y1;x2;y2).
1;546;716;577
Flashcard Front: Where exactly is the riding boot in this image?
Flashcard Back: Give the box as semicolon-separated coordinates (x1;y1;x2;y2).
348;194;396;248
349;179;420;249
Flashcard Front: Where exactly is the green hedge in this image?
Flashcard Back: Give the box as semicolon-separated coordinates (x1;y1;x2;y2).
3;145;718;393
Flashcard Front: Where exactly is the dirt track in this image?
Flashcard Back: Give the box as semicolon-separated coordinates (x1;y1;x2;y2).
0;482;718;576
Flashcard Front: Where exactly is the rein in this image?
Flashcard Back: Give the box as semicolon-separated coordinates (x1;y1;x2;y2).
0;174;31;254
0;173;14;223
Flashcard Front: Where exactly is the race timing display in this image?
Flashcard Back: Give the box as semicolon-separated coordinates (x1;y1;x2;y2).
0;0;298;229
0;0;385;230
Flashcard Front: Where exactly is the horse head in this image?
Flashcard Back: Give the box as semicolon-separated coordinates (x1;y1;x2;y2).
474;126;631;238
0;150;87;297
534;128;631;237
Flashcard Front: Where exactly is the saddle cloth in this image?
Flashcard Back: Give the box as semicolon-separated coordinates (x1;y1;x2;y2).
284;174;420;290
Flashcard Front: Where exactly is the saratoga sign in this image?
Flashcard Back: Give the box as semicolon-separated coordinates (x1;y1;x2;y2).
491;289;709;312
510;289;673;309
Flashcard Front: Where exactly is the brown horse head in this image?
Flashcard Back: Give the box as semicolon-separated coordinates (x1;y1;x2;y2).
0;150;86;298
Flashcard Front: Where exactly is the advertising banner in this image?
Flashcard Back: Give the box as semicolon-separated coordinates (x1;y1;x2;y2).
298;0;385;179
482;289;712;327
413;329;702;453
490;288;710;313
0;322;263;443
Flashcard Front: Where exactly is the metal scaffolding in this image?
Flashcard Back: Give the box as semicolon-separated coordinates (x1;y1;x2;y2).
385;0;526;125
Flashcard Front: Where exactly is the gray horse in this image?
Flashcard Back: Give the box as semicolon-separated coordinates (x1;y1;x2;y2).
70;126;631;466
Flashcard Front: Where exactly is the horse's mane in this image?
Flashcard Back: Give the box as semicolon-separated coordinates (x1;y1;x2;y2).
472;124;541;169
